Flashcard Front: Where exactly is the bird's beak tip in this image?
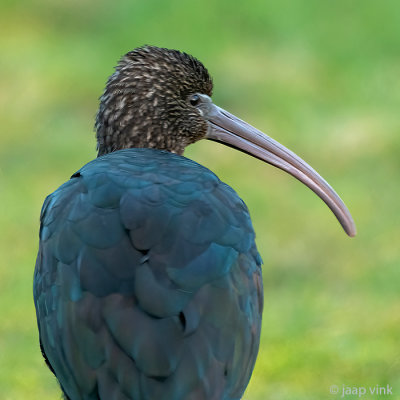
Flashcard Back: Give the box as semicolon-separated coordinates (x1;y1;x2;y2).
346;223;357;238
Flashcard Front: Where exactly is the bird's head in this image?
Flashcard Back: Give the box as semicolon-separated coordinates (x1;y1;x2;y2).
96;45;213;156
95;45;356;237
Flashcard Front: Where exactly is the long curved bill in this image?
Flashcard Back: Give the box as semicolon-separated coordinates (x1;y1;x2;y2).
205;104;356;237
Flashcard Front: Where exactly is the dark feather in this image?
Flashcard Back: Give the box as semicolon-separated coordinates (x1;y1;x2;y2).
34;149;262;400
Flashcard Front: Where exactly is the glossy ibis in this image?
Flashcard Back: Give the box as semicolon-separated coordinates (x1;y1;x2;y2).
34;45;356;400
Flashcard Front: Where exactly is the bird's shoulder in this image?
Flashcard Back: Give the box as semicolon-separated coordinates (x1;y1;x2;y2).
39;148;256;253
36;148;261;301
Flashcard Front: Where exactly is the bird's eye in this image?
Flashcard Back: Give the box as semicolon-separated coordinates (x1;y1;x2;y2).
189;94;201;107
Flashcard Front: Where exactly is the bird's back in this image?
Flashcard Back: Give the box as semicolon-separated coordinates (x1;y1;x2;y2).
34;148;263;400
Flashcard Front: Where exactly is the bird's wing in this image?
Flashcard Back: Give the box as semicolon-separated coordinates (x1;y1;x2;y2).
34;149;263;400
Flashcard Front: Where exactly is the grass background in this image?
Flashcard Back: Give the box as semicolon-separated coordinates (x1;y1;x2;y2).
1;0;399;399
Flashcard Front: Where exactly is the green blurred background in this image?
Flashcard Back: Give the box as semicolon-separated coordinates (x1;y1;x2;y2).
1;0;399;399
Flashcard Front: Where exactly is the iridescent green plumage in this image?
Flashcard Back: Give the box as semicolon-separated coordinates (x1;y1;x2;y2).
34;149;263;399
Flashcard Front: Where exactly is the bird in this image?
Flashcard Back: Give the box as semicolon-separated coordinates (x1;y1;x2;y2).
34;45;356;400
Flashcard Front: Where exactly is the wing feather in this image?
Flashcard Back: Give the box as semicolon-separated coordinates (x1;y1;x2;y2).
34;149;263;400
